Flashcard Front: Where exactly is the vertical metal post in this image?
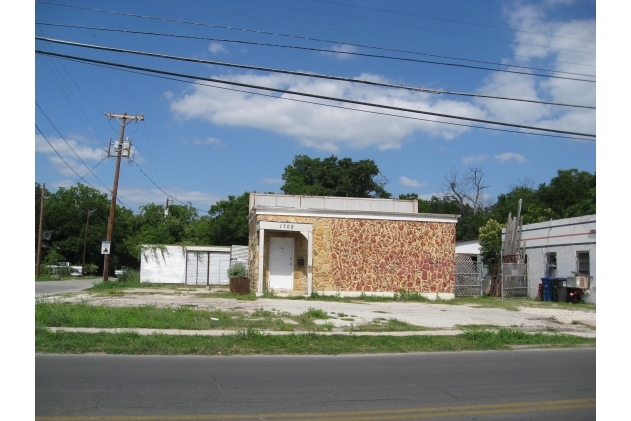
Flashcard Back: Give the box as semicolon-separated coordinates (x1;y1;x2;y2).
36;183;45;276
81;209;92;276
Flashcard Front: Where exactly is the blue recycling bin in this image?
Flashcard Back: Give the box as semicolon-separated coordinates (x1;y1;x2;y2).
541;277;553;301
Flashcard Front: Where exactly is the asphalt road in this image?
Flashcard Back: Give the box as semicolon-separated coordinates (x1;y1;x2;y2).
35;278;102;297
35;348;595;420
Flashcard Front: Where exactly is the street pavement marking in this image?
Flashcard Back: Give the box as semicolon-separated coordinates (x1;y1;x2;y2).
36;398;595;421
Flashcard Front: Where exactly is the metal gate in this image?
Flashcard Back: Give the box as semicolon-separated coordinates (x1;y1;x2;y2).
185;251;209;286
455;254;484;296
501;262;528;298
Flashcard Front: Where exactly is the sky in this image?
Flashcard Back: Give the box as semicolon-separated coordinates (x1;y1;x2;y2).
33;0;597;213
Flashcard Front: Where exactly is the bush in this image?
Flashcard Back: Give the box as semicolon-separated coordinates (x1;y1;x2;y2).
117;269;140;283
227;263;248;279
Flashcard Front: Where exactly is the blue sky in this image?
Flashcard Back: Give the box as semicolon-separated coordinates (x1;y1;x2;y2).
34;0;596;212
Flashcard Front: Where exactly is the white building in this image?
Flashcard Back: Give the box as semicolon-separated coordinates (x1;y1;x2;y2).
507;215;596;303
139;245;247;285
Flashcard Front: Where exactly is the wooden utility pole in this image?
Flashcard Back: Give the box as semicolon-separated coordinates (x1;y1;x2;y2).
103;111;144;281
35;183;45;276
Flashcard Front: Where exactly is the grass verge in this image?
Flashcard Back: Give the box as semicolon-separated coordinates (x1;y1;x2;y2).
36;302;342;332
35;327;594;355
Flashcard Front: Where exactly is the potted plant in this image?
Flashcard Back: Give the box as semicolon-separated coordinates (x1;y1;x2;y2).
227;263;250;294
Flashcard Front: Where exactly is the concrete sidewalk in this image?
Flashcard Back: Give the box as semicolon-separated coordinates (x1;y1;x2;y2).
46;326;596;338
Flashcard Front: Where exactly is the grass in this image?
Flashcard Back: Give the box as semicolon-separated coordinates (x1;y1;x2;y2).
35;327;595;355
36;302;337;333
349;318;430;332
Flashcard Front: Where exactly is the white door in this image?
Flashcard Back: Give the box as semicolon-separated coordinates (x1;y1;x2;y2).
269;237;294;290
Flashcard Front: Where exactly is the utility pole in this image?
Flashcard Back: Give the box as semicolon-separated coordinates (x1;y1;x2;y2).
35;183;45;277
165;198;174;217
81;209;95;276
103;111;144;281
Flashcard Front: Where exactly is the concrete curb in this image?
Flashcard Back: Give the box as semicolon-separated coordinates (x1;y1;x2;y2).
45;327;596;338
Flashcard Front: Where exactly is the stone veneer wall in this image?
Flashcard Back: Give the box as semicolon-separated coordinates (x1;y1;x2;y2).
249;214;455;294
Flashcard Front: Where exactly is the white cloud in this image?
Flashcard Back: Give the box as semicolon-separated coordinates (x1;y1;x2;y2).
36;134;103;176
163;91;174;100
321;44;359;60
473;2;596;137
117;186;222;211
208;43;227;55
169;73;486;152
183;136;226;148
462;154;488;165
399;176;426;188
495;152;527;164
262;178;283;184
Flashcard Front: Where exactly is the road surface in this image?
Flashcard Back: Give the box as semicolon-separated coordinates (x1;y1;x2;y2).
36;348;595;420
35;278;102;297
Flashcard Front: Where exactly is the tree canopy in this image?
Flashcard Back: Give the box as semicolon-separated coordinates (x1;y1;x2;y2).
281;155;391;198
36;164;595;272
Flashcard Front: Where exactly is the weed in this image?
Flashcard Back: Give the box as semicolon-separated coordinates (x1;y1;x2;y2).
393;289;431;302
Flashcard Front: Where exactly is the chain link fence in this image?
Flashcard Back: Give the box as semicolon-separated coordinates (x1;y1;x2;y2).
455;254;484;296
501;262;528;298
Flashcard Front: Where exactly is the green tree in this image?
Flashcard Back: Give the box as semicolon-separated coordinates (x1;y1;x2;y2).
281;155;391;198
536;169;596;219
123;203;203;260
478;219;503;271
42;184;113;268
207;192;251;246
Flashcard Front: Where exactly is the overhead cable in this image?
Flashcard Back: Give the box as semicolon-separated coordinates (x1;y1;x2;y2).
35;1;596;69
36;37;596;109
98;62;594;142
36;23;597;79
307;0;596;43
144;0;595;56
35;50;597;138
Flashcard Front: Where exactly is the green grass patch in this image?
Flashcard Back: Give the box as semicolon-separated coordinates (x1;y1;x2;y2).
35;327;595;355
350;318;430;332
36;302;330;332
36;301;243;330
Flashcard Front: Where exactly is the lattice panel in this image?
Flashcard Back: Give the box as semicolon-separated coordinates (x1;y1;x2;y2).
455;254;483;296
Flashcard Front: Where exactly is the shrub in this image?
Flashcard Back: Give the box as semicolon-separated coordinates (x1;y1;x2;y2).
227;263;248;279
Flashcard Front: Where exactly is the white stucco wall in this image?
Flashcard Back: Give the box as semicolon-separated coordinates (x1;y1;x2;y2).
503;215;596;303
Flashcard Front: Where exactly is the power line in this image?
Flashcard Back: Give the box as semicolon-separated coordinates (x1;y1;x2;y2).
36;38;596;109
35;1;596;69
36;23;596;80
306;0;596;43
132;161;208;213
36;102;111;189
146;0;596;55
35;50;597;138
105;64;592;142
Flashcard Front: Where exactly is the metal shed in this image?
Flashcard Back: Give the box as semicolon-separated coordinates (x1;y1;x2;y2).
140;245;232;285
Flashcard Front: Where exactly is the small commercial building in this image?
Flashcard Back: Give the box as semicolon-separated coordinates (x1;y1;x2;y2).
510;214;596;303
140;245;247;285
247;194;458;299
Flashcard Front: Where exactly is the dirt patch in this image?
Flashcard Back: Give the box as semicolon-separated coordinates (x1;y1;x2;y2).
39;290;596;335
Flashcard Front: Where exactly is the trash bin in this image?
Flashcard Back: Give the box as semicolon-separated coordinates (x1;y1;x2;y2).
551;278;566;302
541;277;552;301
557;287;568;303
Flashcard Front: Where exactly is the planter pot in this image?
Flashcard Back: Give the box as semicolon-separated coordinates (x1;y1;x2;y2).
230;278;250;294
